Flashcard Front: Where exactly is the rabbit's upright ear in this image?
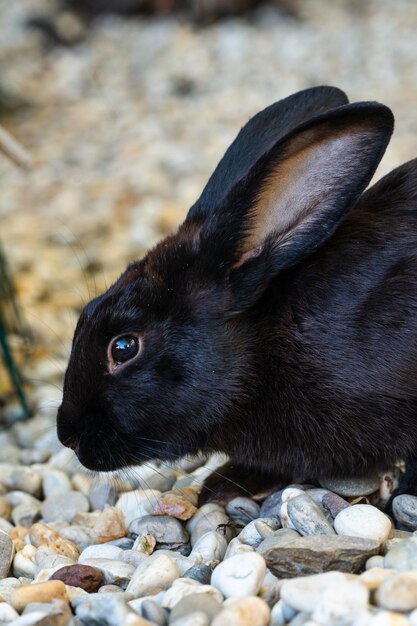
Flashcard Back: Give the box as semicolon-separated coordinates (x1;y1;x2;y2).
197;102;394;310
188;86;348;221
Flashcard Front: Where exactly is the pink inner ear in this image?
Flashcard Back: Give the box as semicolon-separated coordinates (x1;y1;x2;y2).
233;244;264;269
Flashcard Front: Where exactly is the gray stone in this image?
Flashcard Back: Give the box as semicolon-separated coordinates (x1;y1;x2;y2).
259;490;284;519
257;533;380;577
41;491;89;523
287;494;335;537
190;510;231;546
0;529;14;578
319;475;380;497
225;498;261;525
384;534;417;570
4;467;42;497
237;519;278;548
12;502;42;528
74;593;139;626
42;470;72;498
88;482;117;510
393;495;417;529
140;598;168;626
183;564;212;585
322;492;350;518
170;593;222;622
129;515;189;549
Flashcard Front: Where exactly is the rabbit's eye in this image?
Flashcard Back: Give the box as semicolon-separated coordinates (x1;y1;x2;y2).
109;334;141;369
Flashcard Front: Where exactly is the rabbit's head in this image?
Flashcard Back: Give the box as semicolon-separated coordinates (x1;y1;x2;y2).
57;86;393;472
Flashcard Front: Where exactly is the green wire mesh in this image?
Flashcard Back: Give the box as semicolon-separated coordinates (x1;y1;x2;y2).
0;242;30;416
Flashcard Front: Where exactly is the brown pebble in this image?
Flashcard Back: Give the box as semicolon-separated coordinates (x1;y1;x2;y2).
72;505;126;543
151;493;197;521
11;580;68;612
322;492;350;518
51;564;103;593
29;523;80;559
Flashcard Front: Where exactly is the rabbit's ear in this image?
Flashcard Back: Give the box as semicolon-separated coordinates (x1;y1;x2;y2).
200;102;394;309
187;86;348;221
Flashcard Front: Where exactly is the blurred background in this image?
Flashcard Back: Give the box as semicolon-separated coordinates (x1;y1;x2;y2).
1;0;417;417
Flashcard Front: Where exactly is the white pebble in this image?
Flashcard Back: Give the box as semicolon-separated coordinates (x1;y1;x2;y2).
78;543;123;564
115;489;161;526
334;505;392;543
162;578;223;609
279;501;297;530
190;531;227;565
127;554;179;597
211;553;266;598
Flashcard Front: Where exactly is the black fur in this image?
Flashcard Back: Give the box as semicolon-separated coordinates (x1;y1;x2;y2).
58;86;417;507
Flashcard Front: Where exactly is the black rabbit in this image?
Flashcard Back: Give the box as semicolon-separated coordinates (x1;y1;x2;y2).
58;85;417;505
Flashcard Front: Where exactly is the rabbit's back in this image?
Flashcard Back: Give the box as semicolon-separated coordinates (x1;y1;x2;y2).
251;160;417;480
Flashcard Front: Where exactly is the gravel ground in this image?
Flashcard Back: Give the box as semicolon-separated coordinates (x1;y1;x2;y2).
2;1;417;624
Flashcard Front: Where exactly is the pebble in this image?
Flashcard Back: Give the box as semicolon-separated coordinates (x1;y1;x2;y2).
183;564;213;585
140;598;168;626
259;569;281;607
258;534;380;577
191;509;232;546
81;558;135;588
321;492;350;518
0;495;12;520
72;506;127;544
366;555;385;570
13;545;37;578
41;492;89;523
0;602;19;621
79;543;123;563
259;491;284;519
0;529;15;578
129;515;189;549
132;531;156;555
116;490;161;526
126;554;179;597
171;613;210;626
42;470;72;498
280;571;368;612
74;593;149;626
392;495;417;530
190;531;228;565
211;553;266;598
225;498;261;525
211;596;271;626
50;563;104;592
287;494;336;536
10;580;68;612
89;482;117;510
384;534;417;570
237;519;278;548
376;572;417;612
170;593;222;622
320;475;381;497
334;504;392;542
4;467;42;497
223;537;255;559
12;503;41;528
360;567;398;590
151;492;197;521
162;578;223;609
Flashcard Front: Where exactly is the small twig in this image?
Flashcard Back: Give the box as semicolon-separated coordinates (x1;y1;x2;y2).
0;125;32;170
